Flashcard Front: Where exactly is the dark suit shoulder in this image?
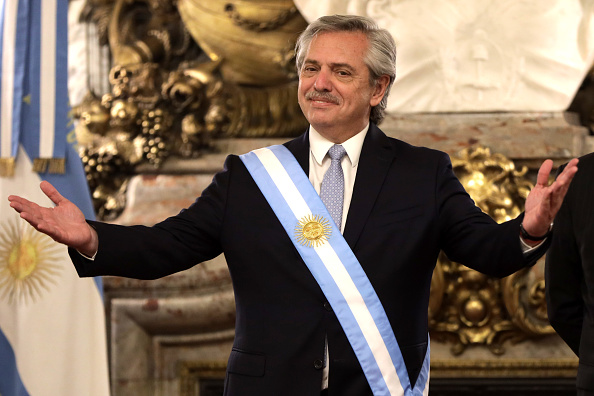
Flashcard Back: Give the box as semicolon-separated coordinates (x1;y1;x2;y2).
559;151;594;195
577;151;594;170
390;137;447;156
559;151;594;174
369;123;449;163
383;135;451;168
579;150;594;162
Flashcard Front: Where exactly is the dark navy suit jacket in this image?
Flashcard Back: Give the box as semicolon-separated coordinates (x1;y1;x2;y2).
71;124;546;395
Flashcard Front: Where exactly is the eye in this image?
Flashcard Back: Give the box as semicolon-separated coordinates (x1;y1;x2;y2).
302;65;318;73
336;70;351;77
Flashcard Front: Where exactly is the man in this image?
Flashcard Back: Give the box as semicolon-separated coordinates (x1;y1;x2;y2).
9;15;578;396
546;152;594;396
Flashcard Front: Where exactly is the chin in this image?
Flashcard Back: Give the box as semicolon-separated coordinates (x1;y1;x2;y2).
306;110;335;124
309;118;334;130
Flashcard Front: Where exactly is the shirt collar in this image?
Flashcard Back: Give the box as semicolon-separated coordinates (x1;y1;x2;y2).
309;124;369;168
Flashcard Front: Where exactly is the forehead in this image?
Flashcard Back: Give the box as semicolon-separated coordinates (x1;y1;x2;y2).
304;31;369;67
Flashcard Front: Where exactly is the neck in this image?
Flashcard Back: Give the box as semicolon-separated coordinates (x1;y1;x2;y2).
316;125;367;144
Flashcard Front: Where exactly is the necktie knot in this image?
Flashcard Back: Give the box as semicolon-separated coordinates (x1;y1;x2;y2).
328;144;347;162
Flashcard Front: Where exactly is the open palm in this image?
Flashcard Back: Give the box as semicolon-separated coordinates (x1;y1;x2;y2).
8;180;97;254
523;158;579;238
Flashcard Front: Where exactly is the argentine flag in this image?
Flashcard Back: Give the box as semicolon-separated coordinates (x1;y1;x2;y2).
0;0;110;395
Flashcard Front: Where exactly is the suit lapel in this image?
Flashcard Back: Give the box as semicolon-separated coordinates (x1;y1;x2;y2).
284;129;310;174
343;124;395;248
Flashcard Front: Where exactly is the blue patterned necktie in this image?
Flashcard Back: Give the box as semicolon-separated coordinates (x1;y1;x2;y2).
320;144;347;231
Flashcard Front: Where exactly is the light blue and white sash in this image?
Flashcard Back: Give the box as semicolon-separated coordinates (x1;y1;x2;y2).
240;145;430;396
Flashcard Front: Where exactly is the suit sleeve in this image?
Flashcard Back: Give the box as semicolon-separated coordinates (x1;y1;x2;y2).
545;166;583;356
69;155;235;280
436;153;546;277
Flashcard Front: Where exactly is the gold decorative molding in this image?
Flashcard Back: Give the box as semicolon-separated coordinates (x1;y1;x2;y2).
0;157;16;177
178;0;306;85
431;358;578;378
74;0;308;218
429;146;553;355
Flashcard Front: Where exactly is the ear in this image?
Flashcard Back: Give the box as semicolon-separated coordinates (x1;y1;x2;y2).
369;75;390;107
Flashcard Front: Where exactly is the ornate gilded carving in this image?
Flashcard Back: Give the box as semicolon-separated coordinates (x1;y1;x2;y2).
224;3;300;32
74;0;308;218
177;0;307;85
428;146;554;355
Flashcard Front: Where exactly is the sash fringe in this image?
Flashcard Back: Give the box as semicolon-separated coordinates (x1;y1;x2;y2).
33;158;65;174
0;158;16;177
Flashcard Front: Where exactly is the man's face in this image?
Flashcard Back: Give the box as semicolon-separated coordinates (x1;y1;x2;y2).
297;31;387;142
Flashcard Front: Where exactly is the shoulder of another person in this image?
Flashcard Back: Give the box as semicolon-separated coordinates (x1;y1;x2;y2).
557;151;594;179
578;151;594;170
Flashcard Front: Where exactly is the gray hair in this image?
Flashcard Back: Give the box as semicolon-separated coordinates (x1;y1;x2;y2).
295;15;397;125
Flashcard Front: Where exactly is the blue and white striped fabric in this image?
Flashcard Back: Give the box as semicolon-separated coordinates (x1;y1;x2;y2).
241;145;430;396
0;0;68;176
0;0;27;173
0;0;110;395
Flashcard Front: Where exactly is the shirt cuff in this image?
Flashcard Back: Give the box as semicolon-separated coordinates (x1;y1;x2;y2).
77;249;97;261
520;237;545;254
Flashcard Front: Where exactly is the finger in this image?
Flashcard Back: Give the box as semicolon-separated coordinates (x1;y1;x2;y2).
557;158;579;182
8;199;26;214
23;214;63;242
8;196;41;215
536;159;554;187
18;210;45;230
7;194;32;207
550;158;579;194
547;160;580;210
39;181;67;206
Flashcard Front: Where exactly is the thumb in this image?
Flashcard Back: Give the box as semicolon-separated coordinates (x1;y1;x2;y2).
39;181;68;206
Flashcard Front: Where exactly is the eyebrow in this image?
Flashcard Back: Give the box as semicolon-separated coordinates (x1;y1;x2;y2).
303;59;356;72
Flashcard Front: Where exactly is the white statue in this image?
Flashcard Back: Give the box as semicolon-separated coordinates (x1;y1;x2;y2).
294;0;594;113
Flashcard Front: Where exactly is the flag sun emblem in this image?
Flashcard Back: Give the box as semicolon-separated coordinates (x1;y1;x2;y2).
295;214;332;247
0;217;61;304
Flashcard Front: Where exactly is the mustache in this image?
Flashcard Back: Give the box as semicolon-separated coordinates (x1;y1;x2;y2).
305;91;340;104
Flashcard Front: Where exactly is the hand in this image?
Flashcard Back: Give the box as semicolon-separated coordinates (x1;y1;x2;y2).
8;181;99;256
522;158;579;243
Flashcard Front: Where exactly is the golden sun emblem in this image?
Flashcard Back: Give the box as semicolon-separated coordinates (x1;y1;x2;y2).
0;217;62;304
294;214;332;247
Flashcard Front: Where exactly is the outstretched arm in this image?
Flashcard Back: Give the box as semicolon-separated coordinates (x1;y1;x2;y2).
522;158;579;245
8;180;98;256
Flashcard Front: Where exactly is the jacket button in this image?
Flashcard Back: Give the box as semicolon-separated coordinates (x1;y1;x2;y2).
314;359;324;370
323;301;332;312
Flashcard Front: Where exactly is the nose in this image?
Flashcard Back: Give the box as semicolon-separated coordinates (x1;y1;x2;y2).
314;69;331;92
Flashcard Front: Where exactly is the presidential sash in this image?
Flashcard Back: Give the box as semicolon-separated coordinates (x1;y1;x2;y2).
240;145;430;396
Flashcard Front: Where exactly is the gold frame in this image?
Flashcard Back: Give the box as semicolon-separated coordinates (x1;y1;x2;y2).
431;358;578;378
